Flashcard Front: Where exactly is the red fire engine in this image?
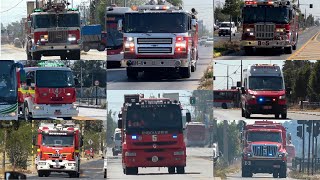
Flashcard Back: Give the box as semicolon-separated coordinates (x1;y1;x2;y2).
118;94;191;175
118;0;199;79
18;65;79;120
241;121;290;178
241;0;299;55
184;122;208;147
34;123;83;178
25;0;81;60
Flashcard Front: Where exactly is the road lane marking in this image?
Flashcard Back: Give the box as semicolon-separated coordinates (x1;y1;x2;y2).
287;31;320;60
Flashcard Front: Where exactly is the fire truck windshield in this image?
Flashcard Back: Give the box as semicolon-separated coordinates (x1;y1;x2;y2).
106;14;123;50
242;7;289;24
0;62;17;102
33;14;80;28
36;70;74;88
249;76;284;91
124;13;187;33
42;135;74;147
247;131;282;143
126;104;182;131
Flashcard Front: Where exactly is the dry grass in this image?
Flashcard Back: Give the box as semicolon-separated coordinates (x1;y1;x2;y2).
198;63;213;90
214;41;241;57
214;161;241;179
288;170;320;180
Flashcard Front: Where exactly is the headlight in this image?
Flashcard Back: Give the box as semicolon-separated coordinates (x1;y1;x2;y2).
68;34;77;41
9;112;17;117
40;35;48;42
125;152;136;156
174;151;184;156
246;28;254;32
276;28;285;33
249;95;256;99
68;163;76;166
246;153;252;157
38;162;46;165
34;105;44;110
127;37;133;41
279;95;286;100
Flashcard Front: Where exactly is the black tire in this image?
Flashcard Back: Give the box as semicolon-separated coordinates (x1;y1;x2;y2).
284;46;293;54
281;113;287;119
244;108;250;118
126;68;138;79
44;172;50;177
63;117;72;120
241;108;245;117
275;114;280;119
24;105;32;122
191;63;196;72
125;167;138;175
292;43;297;50
221;103;228;109
244;47;253;55
98;44;106;51
176;166;185;174
104;169;107;178
273;171;279;178
32;52;41;60
60;55;67;60
168;167;175;174
27;52;32;60
180;66;191;78
83;45;90;52
279;165;287;178
38;171;44;177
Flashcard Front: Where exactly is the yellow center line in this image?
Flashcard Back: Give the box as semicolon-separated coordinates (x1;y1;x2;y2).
287;31;319;60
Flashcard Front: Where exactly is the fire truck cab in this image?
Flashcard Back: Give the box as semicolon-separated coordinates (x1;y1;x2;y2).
25;0;81;60
34;123;83;178
241;0;299;55
118;0;199;79
239;64;290;119
19;66;79;120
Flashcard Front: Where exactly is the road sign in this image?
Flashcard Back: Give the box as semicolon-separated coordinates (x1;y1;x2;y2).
88;139;93;145
94;80;99;86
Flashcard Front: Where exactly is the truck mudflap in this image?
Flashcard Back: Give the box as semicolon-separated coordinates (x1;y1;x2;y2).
123;150;186;168
37;160;78;172
121;58;189;68
241;40;292;48
242;159;286;173
246;104;287;115
30;103;79;119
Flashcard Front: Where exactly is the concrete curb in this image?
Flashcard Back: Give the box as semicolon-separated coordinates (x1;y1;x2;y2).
78;105;104;109
288;111;320;117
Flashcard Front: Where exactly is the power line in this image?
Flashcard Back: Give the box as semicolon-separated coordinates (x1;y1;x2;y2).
0;0;24;13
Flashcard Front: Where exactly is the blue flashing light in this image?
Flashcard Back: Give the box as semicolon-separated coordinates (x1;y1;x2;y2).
132;135;137;140
268;153;273;156
258;98;264;102
173;135;177;138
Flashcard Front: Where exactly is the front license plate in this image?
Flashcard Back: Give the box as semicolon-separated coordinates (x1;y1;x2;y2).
132;61;144;66
258;41;270;46
263;106;272;110
244;161;251;165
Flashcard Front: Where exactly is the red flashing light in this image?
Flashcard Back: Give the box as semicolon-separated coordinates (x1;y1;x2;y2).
67;127;74;131
42;127;49;130
176;37;183;41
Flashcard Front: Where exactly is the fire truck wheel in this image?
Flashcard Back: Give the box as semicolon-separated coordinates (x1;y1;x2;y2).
241;168;252;177
60;55;67;60
281;113;287;119
168;167;175;174
275;114;280;119
104;169;107;178
125;167;138;175
176;166;185;174
284;46;292;54
244;109;250;118
32;53;41;60
83;46;90;52
63;117;72;120
44;172;50;177
24;106;32;121
27;52;32;60
98;44;106;51
38;171;43;177
180;66;191;78
279;165;287;178
221;103;228;109
241;108;245;117
272;170;279;178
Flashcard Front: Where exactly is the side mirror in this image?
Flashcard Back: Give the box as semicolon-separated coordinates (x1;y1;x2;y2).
191;19;197;31
241;87;246;94
27;21;31;28
117;19;123;31
5;171;27;180
186;112;191;122
26;78;32;86
118;119;122;129
74;78;79;86
118;113;122;118
236;81;241;88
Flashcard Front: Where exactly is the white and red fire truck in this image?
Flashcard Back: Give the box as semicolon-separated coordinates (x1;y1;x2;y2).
18;65;79;120
239;64;291;119
35;123;83;178
118;0;199;79
25;0;81;60
241;0;299;55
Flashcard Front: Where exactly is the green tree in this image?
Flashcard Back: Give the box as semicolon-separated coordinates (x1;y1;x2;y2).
293;63;311;102
83;130;101;152
214;6;229;23
308;61;320;102
221;0;242;24
72;60;106;87
167;0;183;6
107;109;117;145
191;90;213;123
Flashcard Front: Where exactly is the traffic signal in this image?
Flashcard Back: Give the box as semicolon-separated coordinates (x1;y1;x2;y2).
297;126;303;138
190;97;196;105
310;4;313;8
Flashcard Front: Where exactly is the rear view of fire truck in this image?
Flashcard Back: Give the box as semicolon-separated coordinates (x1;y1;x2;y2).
18;66;79;120
26;0;81;60
118;0;199;79
118;94;191;175
241;0;299;55
34;123;83;178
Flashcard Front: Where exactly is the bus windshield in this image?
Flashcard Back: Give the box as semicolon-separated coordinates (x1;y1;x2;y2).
0;61;17;103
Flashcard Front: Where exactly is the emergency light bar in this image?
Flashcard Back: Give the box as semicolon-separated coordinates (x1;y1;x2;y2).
244;0;291;7
137;5;181;11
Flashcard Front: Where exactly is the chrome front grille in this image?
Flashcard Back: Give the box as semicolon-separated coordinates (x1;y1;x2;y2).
252;144;278;157
255;24;275;39
137;38;172;44
48;31;68;43
138;47;172;53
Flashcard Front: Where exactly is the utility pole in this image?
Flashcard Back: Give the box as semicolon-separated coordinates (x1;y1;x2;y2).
223;120;228;166
312;121;314;175
227;66;229;89
303;123;305;172
308;121;312;175
240;60;243;84
2;129;7;172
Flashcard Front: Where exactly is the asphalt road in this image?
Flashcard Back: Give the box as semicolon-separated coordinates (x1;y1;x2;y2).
214;108;320;121
0;44;105;60
226;170;295;180
106;147;214;180
106;46;213;90
214;26;320;60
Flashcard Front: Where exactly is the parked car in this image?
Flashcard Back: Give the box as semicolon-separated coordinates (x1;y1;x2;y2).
218;22;237;36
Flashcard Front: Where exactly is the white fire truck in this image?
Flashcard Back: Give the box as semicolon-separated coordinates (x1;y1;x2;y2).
240;0;299;55
118;0;199;79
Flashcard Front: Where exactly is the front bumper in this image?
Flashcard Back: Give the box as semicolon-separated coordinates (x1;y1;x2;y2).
121;58;189;68
107;53;123;62
31;104;79;118
31;44;81;53
37;160;78;172
247;104;287;115
123;149;186;168
242;159;286;173
241;40;291;48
